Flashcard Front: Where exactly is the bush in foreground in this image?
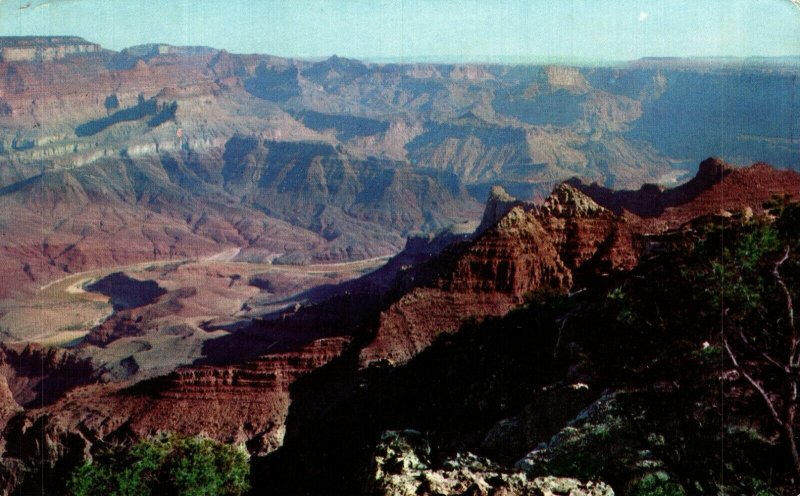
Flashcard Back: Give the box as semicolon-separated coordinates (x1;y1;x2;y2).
68;433;250;496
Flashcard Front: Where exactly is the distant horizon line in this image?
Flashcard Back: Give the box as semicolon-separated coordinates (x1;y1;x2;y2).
2;35;799;66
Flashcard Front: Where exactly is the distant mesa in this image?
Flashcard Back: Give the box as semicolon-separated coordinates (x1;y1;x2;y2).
106;43;217;69
0;36;101;62
120;43;216;59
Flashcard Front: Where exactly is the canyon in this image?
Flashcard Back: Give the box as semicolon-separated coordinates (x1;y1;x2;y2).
0;38;797;298
0;37;798;494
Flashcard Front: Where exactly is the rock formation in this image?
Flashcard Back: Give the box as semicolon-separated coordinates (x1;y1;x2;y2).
368;430;614;496
359;183;637;367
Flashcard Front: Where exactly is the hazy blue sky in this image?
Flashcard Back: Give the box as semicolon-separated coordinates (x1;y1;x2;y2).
1;0;798;62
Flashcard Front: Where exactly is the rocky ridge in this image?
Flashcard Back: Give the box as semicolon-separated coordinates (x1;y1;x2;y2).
570;157;800;228
359;182;637;367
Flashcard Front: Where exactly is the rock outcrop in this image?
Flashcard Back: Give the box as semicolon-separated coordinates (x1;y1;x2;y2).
476;185;525;234
359;184;637;367
0;343;97;411
0;378;21;432
367;430;614;496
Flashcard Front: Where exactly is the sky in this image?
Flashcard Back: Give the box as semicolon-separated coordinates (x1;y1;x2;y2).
0;0;798;63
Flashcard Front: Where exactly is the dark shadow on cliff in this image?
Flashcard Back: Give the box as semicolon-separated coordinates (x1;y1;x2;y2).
197;234;471;366
249;298;570;495
196;283;386;366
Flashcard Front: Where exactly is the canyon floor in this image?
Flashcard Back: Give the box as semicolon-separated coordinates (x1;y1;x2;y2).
1;248;389;380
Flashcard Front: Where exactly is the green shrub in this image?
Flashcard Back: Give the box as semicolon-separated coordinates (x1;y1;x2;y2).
68;434;250;496
629;471;686;496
